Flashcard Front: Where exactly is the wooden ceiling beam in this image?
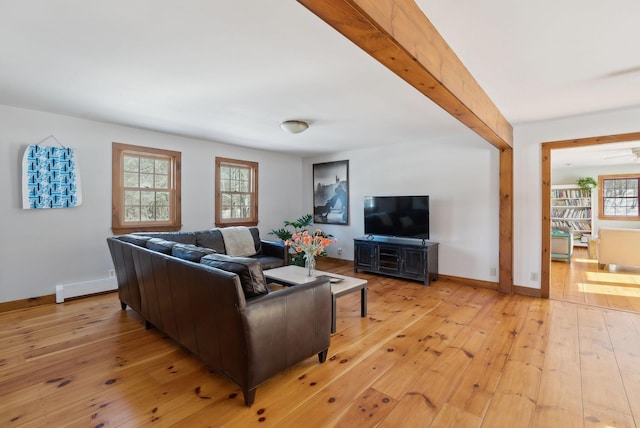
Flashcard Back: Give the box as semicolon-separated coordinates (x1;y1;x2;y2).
297;0;513;150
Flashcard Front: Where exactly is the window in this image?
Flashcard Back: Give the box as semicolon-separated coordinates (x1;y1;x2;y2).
215;157;258;227
599;174;640;220
112;143;181;234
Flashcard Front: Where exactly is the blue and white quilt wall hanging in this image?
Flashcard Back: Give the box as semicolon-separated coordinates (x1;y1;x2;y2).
22;145;83;209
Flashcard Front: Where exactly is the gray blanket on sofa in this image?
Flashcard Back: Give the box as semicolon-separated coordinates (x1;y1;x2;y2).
220;226;257;257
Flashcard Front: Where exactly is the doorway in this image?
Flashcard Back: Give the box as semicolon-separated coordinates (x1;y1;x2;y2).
541;132;640;310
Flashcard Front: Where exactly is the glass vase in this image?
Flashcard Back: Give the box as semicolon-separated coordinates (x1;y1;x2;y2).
305;255;316;277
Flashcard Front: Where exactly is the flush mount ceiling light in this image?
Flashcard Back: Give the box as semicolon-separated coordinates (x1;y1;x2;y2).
280;120;309;134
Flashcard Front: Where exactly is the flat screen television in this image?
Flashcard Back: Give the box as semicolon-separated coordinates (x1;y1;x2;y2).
364;195;429;239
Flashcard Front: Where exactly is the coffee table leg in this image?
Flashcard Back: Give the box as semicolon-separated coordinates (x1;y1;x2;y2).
361;287;367;318
331;293;337;334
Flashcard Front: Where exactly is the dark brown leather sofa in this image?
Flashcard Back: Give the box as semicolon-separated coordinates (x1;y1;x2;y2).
108;227;287;313
107;235;330;406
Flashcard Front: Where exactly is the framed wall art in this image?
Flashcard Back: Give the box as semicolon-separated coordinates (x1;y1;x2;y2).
313;160;348;225
22;138;82;209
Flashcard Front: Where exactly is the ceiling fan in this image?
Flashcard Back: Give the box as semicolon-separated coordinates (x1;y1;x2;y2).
605;147;640;162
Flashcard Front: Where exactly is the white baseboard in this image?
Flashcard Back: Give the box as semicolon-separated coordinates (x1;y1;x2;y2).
55;277;117;303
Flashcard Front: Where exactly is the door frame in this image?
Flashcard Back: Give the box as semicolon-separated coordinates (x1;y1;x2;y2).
540;131;640;298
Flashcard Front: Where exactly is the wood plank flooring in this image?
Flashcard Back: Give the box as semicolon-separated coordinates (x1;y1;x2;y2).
550;247;640;312
1;259;639;427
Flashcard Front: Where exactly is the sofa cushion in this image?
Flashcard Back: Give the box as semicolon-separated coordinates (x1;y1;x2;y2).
117;234;152;247
200;254;268;298
248;227;262;253
146;238;177;254
136;232;197;245
195;229;226;253
172;243;216;262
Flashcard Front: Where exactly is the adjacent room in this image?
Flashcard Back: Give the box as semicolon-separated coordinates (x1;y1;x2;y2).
1;1;640;426
550;141;640;311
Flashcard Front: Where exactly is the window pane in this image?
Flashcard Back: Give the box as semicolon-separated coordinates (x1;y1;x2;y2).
124;190;140;206
125;206;140;222
141;191;155;206
221;179;231;192
140;158;154;174
124;156;139;172
124;172;139;188
155;159;169;174
156;192;169;206
238;178;249;192
141;205;155;221
155;174;168;189
140;173;154;188
156;206;169;221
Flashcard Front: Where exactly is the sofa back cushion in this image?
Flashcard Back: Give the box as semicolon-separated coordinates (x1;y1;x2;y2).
136;232;197;245
146;238;178;254
195;229;226;253
248;227;262;254
200;254;269;298
172;243;216;262
117;234;152;247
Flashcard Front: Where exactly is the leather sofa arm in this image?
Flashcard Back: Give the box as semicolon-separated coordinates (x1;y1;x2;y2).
260;239;289;265
241;278;331;385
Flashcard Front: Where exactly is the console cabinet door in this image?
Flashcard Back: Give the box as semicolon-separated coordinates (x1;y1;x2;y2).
355;242;377;270
402;248;426;277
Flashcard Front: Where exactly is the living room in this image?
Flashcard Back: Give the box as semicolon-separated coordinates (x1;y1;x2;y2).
2;1;640;426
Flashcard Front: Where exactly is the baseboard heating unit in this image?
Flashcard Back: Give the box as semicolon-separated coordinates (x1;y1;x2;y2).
55;277;117;303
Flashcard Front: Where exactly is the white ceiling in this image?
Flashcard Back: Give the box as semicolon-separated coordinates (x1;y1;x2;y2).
1;1;639;158
552;140;640;169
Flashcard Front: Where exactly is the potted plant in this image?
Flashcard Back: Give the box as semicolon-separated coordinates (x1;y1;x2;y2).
270;214;334;266
577;177;598;192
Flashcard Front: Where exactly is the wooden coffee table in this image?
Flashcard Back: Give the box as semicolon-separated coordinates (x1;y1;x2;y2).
264;265;367;333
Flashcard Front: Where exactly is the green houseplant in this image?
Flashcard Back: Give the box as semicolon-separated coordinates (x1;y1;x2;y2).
270;214;334;266
577;177;598;192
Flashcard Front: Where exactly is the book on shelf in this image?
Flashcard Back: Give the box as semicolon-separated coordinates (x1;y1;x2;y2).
551;220;592;231
551;189;591;199
551;208;591;219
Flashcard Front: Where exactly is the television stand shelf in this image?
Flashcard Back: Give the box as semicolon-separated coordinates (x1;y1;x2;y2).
353;236;438;285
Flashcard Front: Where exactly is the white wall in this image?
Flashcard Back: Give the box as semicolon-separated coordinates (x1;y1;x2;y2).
515;105;640;289
303;131;501;283
0;105;303;303
5;103;638;301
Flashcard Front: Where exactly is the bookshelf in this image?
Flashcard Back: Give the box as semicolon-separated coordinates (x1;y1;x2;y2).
551;184;594;247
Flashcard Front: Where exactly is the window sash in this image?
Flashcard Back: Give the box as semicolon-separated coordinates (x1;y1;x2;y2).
122;154;173;224
599;175;640;220
112;143;181;234
215;157;258;226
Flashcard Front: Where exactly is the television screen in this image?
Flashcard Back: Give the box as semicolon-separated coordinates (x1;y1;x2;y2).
364;195;429;239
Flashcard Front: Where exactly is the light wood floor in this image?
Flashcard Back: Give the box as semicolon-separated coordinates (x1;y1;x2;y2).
550;247;640;312
2;259;640;427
